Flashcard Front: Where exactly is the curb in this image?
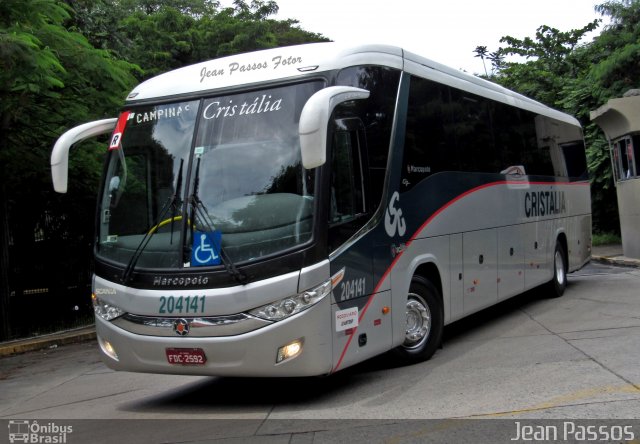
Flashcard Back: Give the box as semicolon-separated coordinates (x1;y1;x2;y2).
591;255;640;268
0;326;96;358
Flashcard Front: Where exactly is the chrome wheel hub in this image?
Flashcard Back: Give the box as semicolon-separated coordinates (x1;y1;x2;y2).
404;294;431;349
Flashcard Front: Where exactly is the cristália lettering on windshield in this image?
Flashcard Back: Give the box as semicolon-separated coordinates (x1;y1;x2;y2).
202;95;283;120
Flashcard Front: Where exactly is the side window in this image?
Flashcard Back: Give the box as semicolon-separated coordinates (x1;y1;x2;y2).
623;137;636;178
615;136;639;179
450;90;500;173
561;142;588;180
330;123;366;225
402;76;456;191
632;135;640;177
612;140;622;181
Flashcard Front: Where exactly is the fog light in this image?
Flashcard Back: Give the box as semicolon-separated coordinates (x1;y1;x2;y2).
276;338;303;363
98;335;119;361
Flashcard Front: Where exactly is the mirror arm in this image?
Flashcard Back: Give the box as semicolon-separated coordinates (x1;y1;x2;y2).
51;118;117;193
298;86;369;169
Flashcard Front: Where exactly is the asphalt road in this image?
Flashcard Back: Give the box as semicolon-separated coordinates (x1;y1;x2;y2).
1;262;640;443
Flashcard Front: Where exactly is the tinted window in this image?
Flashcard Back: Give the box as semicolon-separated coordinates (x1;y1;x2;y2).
402;75;565;187
450;89;501;173
336;66;401;207
402;77;456;189
562;142;588;180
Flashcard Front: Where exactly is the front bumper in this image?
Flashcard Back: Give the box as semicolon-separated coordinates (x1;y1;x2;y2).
95;295;332;377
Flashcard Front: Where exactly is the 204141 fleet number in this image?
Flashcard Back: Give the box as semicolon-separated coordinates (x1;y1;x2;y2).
159;295;205;314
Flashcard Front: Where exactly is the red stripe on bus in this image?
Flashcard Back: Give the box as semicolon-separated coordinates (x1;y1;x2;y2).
331;179;588;373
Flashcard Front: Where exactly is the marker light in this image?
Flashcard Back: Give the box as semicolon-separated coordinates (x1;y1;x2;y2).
276;338;303;363
92;294;125;321
249;279;332;321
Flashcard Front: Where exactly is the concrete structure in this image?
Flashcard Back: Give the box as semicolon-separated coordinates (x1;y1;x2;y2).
591;90;640;259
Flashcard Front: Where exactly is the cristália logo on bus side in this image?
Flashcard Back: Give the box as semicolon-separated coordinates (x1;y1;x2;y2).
385;191;406;237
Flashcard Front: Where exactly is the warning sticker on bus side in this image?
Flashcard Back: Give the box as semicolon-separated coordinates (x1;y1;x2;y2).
335;307;359;332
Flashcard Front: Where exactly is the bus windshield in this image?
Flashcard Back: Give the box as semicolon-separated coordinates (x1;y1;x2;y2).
97;81;323;270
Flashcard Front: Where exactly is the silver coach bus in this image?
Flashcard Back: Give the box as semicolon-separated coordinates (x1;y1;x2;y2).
51;43;591;376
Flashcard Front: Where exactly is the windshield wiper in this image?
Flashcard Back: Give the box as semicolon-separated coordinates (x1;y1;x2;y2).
187;157;247;285
121;159;184;284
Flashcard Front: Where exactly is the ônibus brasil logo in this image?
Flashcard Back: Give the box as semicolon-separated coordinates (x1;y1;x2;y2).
8;420;73;443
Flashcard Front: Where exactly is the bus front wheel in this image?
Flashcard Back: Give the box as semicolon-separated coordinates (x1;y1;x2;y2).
393;277;443;363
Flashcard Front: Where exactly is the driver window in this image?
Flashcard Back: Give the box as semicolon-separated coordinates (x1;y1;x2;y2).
330;128;366;225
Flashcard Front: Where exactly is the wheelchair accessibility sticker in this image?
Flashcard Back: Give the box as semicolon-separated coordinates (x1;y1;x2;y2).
191;231;222;266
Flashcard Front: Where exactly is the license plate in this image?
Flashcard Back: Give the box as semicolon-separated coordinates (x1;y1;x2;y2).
166;348;207;365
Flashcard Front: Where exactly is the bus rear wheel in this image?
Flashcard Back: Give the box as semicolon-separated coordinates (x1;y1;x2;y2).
393;277;443;363
547;241;567;298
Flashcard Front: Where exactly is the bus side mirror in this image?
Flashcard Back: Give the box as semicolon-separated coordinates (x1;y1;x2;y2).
51;118;117;193
298;86;369;169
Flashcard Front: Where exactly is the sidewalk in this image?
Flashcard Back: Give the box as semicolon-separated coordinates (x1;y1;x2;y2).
1;245;638;359
0;325;96;358
591;243;640;267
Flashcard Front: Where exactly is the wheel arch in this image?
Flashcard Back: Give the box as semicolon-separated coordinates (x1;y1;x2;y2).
410;259;446;323
556;230;568;270
413;262;443;306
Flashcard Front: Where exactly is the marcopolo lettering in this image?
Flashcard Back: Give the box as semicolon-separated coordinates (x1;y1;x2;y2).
407;164;431;174
153;275;209;287
524;190;566;218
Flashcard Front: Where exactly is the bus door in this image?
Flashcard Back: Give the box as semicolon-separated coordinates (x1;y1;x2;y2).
328;118;392;370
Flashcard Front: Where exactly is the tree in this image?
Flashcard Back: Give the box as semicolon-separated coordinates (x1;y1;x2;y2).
0;0;138;339
473;45;489;76
590;0;640;100
489;21;600;106
472;5;640;235
0;0;328;339
63;0;329;81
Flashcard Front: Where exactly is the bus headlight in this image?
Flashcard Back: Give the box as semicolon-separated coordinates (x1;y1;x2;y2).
92;294;125;321
249;279;332;321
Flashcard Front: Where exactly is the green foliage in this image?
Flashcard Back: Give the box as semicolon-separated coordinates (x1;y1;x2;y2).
0;0;138;203
592;231;622;245
61;0;328;81
477;1;640;234
488;21;600;107
0;0;328;338
1;0;328;199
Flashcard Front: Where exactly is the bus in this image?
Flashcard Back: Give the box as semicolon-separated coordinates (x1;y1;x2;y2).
51;43;591;377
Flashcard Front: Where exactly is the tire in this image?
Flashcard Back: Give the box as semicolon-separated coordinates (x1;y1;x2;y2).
393;277;444;363
547;242;567;298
